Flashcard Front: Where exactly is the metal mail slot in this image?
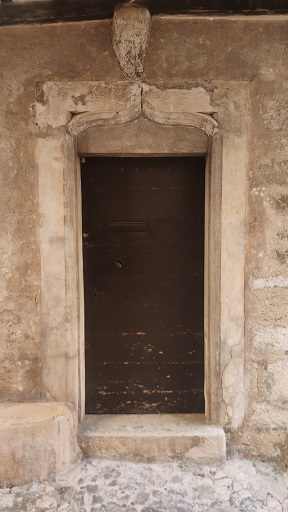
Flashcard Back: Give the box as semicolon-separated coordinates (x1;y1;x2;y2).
106;221;148;232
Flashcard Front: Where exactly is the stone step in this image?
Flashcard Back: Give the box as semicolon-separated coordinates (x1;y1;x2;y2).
78;414;226;463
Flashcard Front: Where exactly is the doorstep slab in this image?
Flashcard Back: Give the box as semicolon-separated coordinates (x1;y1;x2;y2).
0;402;80;486
78;414;226;463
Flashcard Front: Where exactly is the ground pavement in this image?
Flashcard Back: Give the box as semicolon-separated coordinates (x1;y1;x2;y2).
0;458;288;511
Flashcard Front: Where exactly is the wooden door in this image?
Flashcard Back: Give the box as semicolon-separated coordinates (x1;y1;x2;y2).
81;157;205;414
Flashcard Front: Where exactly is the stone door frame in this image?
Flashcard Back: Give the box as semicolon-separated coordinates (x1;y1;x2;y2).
35;80;248;428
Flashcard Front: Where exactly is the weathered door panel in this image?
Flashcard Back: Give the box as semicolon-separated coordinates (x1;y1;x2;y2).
82;157;205;414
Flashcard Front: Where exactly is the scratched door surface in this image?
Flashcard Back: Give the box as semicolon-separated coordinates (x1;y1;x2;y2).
82;157;205;414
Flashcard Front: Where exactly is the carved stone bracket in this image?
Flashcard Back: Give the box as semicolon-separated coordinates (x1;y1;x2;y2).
112;4;151;80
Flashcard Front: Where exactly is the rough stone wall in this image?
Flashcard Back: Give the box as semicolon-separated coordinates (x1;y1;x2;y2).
0;15;287;460
0;21;122;402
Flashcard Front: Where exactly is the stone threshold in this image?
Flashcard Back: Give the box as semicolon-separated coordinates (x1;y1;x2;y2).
78;414;226;463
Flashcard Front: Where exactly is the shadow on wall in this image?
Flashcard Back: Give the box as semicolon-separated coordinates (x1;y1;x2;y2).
0;0;287;26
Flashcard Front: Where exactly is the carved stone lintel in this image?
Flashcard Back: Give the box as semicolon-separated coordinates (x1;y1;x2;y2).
33;80;218;138
68;106;140;136
112;4;151;81
33;81;141;130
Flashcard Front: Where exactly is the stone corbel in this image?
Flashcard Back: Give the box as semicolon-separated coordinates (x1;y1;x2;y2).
112;4;151;80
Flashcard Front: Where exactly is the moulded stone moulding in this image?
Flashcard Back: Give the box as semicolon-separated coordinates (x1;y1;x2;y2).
0;402;80;486
68;107;140;136
33;81;142;129
35;78;247;431
112;4;151;80
142;86;218;137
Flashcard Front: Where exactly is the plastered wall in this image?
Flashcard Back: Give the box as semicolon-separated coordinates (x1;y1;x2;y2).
0;14;287;461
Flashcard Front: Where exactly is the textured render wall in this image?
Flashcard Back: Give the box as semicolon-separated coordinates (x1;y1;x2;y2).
144;17;288;458
0;15;287;460
143;16;288;460
0;21;123;402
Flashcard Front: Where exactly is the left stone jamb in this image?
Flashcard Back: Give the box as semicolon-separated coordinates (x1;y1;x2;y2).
0;403;80;486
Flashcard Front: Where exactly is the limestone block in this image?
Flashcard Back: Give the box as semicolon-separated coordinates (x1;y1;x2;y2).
33;81;141;129
264;359;288;401
252;325;288;353
143;85;216;115
229;426;286;462
247;280;288;326
78;414;226;463
142;86;217;136
251;276;288;289
0;403;80;486
249;402;288;429
77;118;209;155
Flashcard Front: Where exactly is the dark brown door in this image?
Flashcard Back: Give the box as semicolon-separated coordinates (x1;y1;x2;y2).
81;157;205;414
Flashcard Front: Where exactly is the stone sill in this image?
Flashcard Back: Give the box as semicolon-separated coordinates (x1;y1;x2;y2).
78;413;226;463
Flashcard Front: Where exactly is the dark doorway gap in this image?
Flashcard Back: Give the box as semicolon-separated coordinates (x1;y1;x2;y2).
0;0;287;26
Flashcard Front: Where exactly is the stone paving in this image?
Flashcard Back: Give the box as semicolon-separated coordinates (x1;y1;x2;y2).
0;458;288;512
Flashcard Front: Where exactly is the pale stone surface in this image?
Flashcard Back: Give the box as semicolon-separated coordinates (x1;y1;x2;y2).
217;83;249;428
249;289;288;326
252;325;288;353
37;134;84;409
142;86;218;136
0;493;14;508
0;403;80;486
78;414;225;463
1;458;288;512
143;85;217;115
77;117;208;155
252;276;288;289
228;426;287;462
33;81;141;130
249;402;288;429
35;495;58;509
232;489;252;504
267;495;282;512
261;359;288;401
214;477;232;486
